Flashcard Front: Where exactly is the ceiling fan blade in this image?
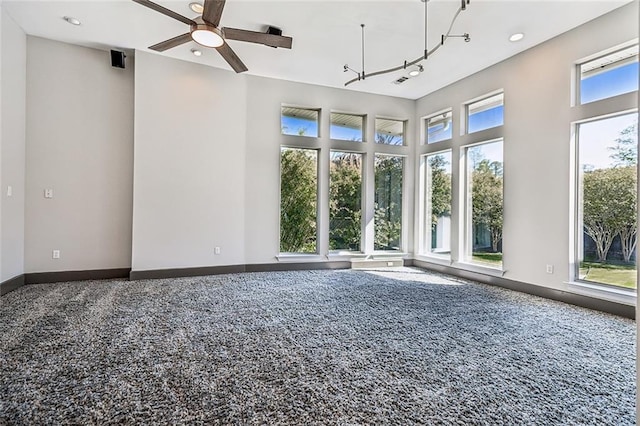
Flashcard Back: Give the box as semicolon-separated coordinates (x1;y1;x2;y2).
132;0;195;26
149;33;192;52
202;0;226;27
216;43;248;73
222;27;293;49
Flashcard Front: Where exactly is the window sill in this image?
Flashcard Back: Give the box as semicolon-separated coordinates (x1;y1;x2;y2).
276;254;326;263
451;261;505;277
414;254;453;267
565;280;636;306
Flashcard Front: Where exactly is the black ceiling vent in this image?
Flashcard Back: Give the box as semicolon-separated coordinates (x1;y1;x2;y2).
393;76;409;85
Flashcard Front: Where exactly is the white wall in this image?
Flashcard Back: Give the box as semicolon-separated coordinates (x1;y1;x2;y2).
415;2;638;294
0;10;26;282
24;37;134;273
243;76;415;264
132;51;247;271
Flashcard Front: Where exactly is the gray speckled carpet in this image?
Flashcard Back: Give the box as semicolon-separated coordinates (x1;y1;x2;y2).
0;267;635;425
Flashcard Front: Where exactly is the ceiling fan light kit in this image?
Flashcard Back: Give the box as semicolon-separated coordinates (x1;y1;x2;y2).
191;23;224;48
343;0;472;86
132;0;293;73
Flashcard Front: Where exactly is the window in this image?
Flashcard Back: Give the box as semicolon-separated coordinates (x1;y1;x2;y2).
576;113;638;289
329;152;363;251
579;45;639;104
330;112;365;142
467;93;504;134
280;148;318;253
426;110;453;144
423;151;452;257
375;118;405;145
281;106;319;137
374;155;404;251
464;140;504;268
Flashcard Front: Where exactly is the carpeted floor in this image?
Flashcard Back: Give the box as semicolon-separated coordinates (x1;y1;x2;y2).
0;267;635;425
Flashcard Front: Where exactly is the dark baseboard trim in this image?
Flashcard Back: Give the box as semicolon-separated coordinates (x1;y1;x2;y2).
412;259;635;319
130;265;246;280
0;274;25;296
245;261;351;273
130;261;352;280
25;268;131;285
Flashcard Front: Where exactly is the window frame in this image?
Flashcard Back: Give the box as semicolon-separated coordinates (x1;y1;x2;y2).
330;111;367;142
420;149;453;259
281;105;321;138
464;91;504;135
461;138;505;270
576;43;639;106
424;108;453;144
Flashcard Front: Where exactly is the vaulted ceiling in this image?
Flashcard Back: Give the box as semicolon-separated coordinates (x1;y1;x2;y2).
3;0;633;99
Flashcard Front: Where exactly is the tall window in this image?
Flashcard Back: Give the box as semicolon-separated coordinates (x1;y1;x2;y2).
465;140;504;268
423;151;452;257
426;110;453;144
330;112;365;142
467;93;504;134
374;155;404;251
330;151;363;251
375;118;405;145
280;148;318;253
576;113;638;289
579;45;639;104
281;107;319;137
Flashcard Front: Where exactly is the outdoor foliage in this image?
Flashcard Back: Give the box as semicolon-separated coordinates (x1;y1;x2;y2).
471;159;504;252
428;155;452;227
582;120;637;265
375;156;403;250
280;149;317;253
329;153;362;250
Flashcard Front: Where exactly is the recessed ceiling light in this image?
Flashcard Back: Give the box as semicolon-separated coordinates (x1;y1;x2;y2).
189;2;204;13
63;16;81;26
509;33;524;42
191;48;202;57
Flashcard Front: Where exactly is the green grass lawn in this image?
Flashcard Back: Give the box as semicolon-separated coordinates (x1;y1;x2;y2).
579;261;637;289
472;252;503;267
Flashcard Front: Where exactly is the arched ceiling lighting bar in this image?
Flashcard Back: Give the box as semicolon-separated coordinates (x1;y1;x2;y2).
343;0;471;86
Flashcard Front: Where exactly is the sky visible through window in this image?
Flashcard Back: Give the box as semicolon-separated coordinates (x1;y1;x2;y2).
468;105;504;134
281;116;318;137
581;62;638;104
580;113;637;170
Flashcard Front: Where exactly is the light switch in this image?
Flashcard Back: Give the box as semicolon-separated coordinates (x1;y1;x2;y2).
7;186;12;197
44;189;53;199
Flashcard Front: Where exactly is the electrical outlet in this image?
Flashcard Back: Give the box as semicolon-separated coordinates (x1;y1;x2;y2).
214;247;221;255
7;186;12;197
52;250;60;259
44;189;53;199
546;264;553;274
387;261;394;266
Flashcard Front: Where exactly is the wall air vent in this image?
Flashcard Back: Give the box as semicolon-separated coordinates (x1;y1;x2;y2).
393;76;409;85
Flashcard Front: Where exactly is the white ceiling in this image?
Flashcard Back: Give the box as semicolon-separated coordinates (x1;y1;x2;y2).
3;0;633;99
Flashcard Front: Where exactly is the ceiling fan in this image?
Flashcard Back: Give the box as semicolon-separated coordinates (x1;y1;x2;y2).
132;0;293;73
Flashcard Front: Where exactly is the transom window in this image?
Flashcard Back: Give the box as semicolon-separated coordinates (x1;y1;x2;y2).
579;45;639;105
426;109;453;144
467;93;504;134
330;112;365;142
281;107;319;137
375;118;405;145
